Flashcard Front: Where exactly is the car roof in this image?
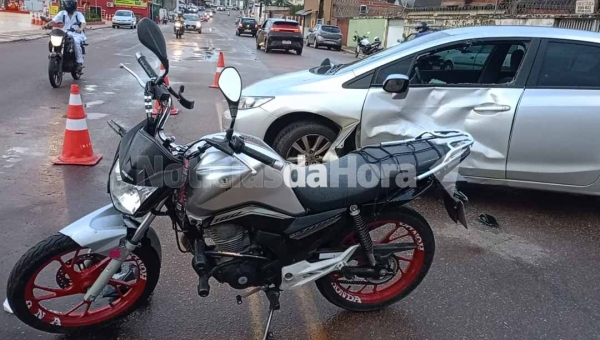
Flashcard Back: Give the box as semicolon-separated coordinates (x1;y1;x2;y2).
443;25;600;44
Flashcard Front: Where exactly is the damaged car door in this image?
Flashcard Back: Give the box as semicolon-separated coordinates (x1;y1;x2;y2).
359;38;538;179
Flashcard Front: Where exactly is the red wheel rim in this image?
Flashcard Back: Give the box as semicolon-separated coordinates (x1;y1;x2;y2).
23;248;147;327
329;220;425;304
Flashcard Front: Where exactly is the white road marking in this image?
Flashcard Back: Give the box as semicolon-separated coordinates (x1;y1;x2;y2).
86;113;108;120
84;100;104;107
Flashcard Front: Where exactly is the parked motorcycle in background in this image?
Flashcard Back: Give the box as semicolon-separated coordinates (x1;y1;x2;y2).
353;31;382;58
7;18;474;340
44;25;86;88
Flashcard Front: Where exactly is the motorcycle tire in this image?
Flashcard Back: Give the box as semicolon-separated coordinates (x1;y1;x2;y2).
71;69;82;80
6;233;160;334
48;59;62;88
315;207;435;312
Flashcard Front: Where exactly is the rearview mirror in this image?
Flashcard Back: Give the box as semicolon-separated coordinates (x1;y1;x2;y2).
218;67;242;111
137;18;169;70
383;74;409;95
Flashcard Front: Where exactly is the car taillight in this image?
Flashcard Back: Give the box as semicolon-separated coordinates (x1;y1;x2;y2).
255;24;258;29
271;26;301;33
238;24;242;27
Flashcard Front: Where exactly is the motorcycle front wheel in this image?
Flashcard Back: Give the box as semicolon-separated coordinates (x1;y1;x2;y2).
6;234;160;334
48;58;63;88
316;207;434;312
71;69;82;80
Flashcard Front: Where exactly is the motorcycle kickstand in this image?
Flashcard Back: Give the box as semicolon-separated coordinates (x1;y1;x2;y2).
261;289;280;340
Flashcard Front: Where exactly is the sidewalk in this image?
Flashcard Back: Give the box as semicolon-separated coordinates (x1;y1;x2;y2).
0;12;112;43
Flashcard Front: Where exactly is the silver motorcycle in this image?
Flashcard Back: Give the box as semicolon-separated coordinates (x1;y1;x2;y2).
6;18;473;339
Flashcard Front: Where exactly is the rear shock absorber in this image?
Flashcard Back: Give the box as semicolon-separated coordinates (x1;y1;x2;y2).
349;205;377;267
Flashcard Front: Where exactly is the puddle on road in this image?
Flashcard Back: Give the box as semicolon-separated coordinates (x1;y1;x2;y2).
185;46;219;62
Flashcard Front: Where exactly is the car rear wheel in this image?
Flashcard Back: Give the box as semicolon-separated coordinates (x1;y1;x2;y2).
265;38;271;53
296;48;302;56
313;40;319;49
272;121;337;165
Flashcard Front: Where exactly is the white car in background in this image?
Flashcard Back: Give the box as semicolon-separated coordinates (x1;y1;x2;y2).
112;10;137;29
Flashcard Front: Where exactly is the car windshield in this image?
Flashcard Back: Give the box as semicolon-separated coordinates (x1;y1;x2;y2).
332;31;450;74
115;11;131;16
322;25;340;33
184;14;199;20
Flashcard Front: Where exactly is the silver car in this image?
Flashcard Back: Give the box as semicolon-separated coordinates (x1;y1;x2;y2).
224;26;600;196
183;14;202;33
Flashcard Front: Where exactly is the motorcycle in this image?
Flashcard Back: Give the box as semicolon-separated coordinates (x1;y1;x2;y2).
45;26;86;88
353;30;382;58
174;20;184;39
6;18;473;339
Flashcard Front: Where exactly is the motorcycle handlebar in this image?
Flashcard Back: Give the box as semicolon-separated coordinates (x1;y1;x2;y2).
231;136;284;170
135;52;158;79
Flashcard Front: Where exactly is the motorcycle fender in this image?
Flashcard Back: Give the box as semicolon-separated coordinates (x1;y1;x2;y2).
59;205;162;261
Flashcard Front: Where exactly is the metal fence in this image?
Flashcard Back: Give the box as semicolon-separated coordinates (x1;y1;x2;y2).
406;0;582;14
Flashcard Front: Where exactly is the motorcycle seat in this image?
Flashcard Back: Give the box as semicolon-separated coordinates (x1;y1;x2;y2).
291;139;450;213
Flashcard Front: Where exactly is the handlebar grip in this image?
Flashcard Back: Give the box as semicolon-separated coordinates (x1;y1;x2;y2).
241;144;283;170
136;53;158;79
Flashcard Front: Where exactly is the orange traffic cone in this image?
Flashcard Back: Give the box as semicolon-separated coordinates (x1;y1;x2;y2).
152;64;179;116
53;85;102;166
209;51;225;88
30;12;35;25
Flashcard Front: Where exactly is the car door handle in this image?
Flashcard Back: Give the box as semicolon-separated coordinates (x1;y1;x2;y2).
473;104;511;114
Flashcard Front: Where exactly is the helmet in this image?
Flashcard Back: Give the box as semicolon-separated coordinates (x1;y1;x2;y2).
415;21;429;32
63;0;77;14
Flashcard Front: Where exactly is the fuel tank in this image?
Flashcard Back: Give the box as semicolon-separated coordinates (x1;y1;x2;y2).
185;132;306;219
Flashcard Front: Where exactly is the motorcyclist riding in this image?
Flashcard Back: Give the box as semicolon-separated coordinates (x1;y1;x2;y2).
414;21;432;38
45;0;86;72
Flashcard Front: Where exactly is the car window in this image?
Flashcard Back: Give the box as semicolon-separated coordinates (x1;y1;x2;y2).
407;41;528;86
242;18;256;24
536;42;600;88
334;31;450;75
321;25;341;33
374;57;413;85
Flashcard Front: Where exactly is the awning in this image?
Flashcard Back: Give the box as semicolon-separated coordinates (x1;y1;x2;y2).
295;9;313;16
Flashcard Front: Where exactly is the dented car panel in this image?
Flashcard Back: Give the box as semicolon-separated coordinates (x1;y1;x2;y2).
360;86;524;179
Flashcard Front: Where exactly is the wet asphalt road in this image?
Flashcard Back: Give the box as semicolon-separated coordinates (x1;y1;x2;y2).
1;14;599;340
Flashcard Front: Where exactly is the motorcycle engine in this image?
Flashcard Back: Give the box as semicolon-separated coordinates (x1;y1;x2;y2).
205;224;262;289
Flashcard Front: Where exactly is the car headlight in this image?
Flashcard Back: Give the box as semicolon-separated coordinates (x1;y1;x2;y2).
50;35;63;47
239;96;274;110
196;21;201;27
109;161;158;215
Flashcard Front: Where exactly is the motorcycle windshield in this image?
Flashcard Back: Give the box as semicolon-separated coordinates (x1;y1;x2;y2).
118;121;184;188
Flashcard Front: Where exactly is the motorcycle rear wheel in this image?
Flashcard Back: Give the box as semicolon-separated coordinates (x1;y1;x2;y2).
48;59;62;88
6;234;160;334
316;207;435;312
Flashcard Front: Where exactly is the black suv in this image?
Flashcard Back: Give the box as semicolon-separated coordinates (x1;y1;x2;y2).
256;19;303;55
236;17;258;37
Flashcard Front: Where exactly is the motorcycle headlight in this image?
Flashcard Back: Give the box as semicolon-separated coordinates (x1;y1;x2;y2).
50;35;63;47
109;161;158;215
239;96;274;110
175;22;182;27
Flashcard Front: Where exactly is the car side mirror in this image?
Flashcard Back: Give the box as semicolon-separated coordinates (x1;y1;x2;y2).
383;74;409;95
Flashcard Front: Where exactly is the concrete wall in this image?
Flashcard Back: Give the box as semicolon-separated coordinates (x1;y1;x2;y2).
386;18;404;48
347;17;387;47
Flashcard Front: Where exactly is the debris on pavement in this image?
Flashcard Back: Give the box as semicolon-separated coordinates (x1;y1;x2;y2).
478;213;500;228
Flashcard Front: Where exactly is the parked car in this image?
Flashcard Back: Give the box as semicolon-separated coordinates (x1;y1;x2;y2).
224;26;600;196
236;17;258;37
183;14;202;33
306;24;343;51
112;10;136;29
256;19;303;55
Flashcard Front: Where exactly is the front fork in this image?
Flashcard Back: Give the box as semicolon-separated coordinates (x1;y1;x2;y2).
83;206;161;302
